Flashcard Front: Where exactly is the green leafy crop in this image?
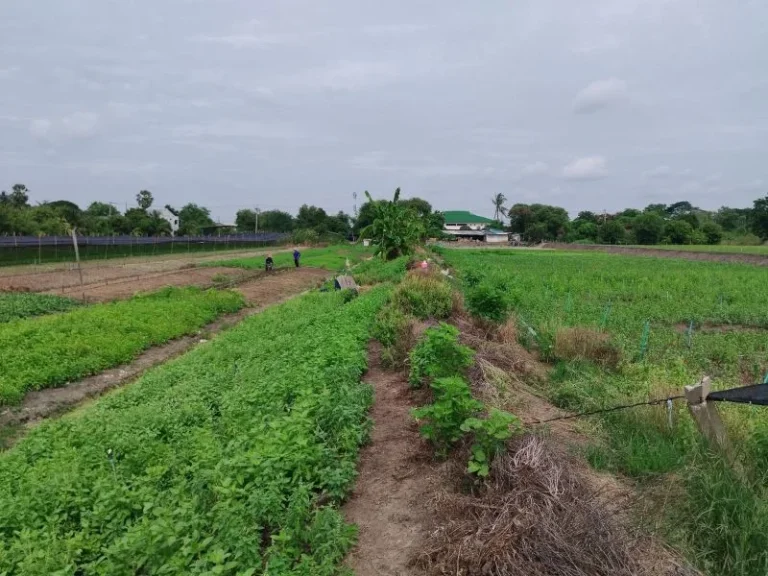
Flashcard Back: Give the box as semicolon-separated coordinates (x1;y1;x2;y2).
461;409;521;477
409;323;475;388
0;286;244;405
0;292;79;323
412;376;483;456
0;287;389;574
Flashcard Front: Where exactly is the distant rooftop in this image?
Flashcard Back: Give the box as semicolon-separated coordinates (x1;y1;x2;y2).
442;211;495;225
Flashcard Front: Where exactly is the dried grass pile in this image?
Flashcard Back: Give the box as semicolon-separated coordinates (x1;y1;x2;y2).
414;435;645;576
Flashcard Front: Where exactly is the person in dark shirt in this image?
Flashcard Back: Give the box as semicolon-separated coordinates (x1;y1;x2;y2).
265;254;274;271
293;249;301;268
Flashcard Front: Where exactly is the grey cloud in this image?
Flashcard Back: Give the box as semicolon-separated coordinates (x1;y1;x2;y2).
0;0;766;221
563;156;608;180
522;161;549;176
573;78;627;113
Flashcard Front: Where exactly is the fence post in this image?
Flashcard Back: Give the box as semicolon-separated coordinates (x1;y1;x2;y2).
685;376;741;474
70;227;85;298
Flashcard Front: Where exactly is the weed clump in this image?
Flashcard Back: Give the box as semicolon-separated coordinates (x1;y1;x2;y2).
392;272;452;320
554;327;622;370
372;303;415;370
409;323;475;388
465;281;510;323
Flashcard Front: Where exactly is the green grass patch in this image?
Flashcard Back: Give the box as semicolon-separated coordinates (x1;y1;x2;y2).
352;256;409;285
0;287;389;574
211;245;373;272
443;248;768;576
0;286;244;405
0;292;79;322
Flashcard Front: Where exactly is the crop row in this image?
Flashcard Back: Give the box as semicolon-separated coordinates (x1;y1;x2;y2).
0;286;388;574
212;245;373;272
442;248;768;576
0;292;79;323
0;286;244;406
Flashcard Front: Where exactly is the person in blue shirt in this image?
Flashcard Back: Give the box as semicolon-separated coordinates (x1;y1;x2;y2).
293;249;301;268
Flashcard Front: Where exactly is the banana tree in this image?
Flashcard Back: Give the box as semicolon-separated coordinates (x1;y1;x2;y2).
362;188;425;260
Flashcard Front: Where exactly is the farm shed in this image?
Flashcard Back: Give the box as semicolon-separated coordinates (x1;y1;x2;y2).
484;229;509;243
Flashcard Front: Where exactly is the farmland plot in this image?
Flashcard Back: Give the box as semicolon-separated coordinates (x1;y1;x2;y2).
0;287;244;405
442;248;768;576
0;287;388;575
0;292;78;322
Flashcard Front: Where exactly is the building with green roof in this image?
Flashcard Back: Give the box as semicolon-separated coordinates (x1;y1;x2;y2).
441;211;509;243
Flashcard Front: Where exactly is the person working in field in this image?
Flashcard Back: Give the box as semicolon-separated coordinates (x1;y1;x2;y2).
265;254;274;272
293;249;301;268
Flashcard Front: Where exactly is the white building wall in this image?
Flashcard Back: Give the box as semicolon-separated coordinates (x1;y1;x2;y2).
162;208;180;236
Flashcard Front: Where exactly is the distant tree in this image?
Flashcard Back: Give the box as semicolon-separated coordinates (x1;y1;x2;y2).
136;190;153;210
576;211;599;223
674;211;700;229
258;210;294;233
663;220;694;244
491;193;507;222
666;201;695;219
235;209;257;232
295;204;328;230
701;221;724;245
751;195;768;240
354;197;377;235
86;202;120;218
633;213;665;245
599;220;627;244
714;206;751;233
509;204;569;241
8;184;30;208
643;203;668;216
525;222;549;243
46;200;82;228
178;203;214;236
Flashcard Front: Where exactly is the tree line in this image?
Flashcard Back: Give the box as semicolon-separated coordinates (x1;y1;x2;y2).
493;195;768;245
3;180;765;245
0;184;446;241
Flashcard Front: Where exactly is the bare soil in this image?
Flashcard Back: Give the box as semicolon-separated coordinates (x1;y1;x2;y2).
0;268;328;447
0;247;292;293
343;342;436;576
43;266;255;302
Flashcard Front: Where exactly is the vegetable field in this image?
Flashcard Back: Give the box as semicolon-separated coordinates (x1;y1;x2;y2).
212;245;373;272
0;292;79;323
442;248;768;576
0;287;244;406
0;287;388;574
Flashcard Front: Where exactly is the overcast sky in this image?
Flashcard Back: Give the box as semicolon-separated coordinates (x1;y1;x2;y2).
1;0;766;222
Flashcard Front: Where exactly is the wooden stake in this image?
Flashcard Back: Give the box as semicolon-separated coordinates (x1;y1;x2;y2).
70;227;85;298
685;376;742;476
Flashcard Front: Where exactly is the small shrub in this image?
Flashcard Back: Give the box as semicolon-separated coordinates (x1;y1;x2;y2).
373;304;415;370
409;323;475;388
465;281;510;323
553;327;622;370
392;273;452;319
412;376;483;456
461;409;521;477
340;288;358;303
211;273;231;284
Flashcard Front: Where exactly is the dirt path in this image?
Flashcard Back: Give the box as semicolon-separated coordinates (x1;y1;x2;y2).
0;247;294;292
0;268;328;447
343;343;435;576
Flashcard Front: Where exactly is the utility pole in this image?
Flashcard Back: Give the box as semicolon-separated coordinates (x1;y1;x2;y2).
254;207;260;234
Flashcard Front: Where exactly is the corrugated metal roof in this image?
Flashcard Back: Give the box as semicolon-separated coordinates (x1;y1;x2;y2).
443;210;495;224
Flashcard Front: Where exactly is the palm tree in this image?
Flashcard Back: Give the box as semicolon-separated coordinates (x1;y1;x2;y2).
491;193;508;222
